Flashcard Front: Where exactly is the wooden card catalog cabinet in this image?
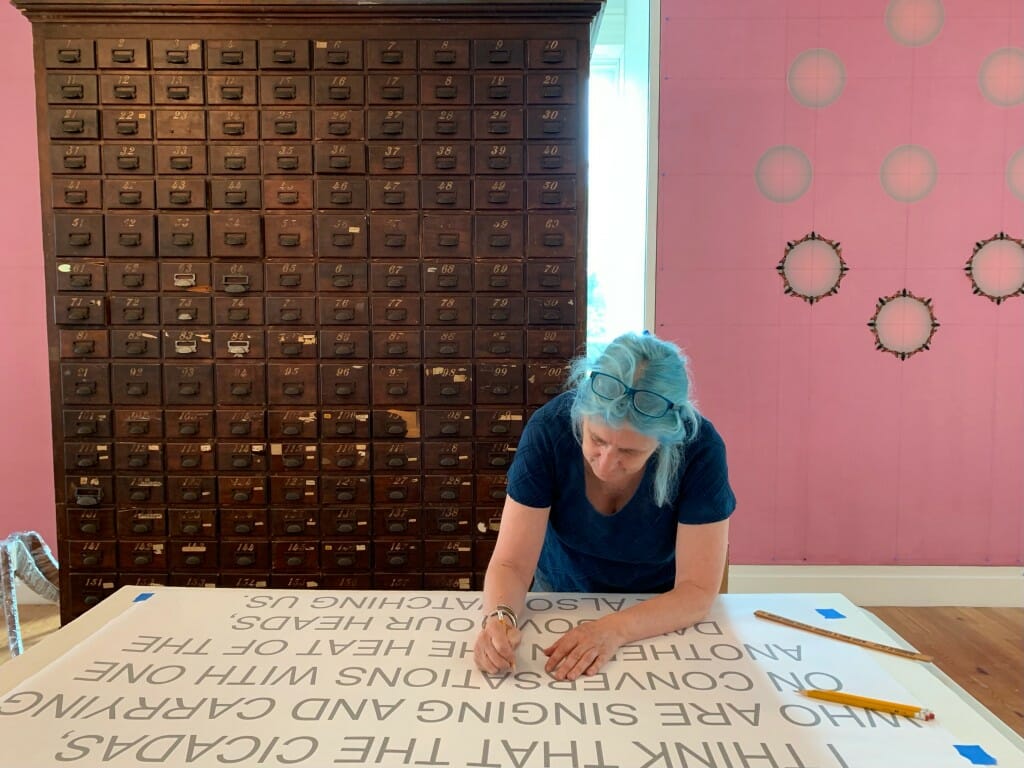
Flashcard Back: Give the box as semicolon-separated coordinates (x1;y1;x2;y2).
13;0;602;621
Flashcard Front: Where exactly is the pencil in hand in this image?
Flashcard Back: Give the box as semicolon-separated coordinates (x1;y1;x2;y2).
800;689;935;721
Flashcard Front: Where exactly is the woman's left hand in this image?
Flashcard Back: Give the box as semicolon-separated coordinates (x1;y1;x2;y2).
543;617;625;680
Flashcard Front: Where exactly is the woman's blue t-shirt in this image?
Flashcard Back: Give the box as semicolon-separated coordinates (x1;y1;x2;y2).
506;391;736;593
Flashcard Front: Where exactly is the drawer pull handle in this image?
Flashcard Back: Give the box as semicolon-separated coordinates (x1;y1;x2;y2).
72;379;96;396
167;86;190;100
439;423;459;435
232;454;252;468
125;381;149;396
127;453;148;468
439;491;458;503
434;120;456;135
439;385;459;397
332;274;354;288
222;275;250;294
327;50;350;65
542;50;565;64
177;382;200;396
227;306;250;321
220;50;244;65
490;310;510;321
111;48;135;63
381;120;404;135
178;421;199;435
224;190;248;205
68;273;93;288
335;383;355;396
278;233;300;247
222;121;246;135
328;86;351;100
175;340;198;355
542;120;564;134
124;340;148;355
118;191;142;205
333;342;355;356
541;191;563;205
60;84;84;100
488;85;511;99
385;275;406;289
433;50;456;65
335;456;356;468
488;190;509;204
173;273;197;287
488;50;511;64
277;191;299;204
277;157;299;171
231;382;252;396
543;233;565;247
438;343;458;355
437;310;458;322
176;307;197;321
434;156;456;170
439;455;458;468
437;275;459;288
488;276;510;288
542;155;564;169
72;339;95;354
487;121;510;135
383;191;406;205
540;275;561;288
283;383;305;396
63;155;87;169
489;343;511;355
273;49;296;64
385;308;408;321
169;156;194;171
386;457;406;468
75;453;97;468
64;190;87;204
382;156;405;170
488;156;511;170
330;191;352;204
117;156;140;170
383;234;406;248
488;234;511;247
282;457;304;469
74;487;102;507
169;190;193;205
386;383;408;396
332;233;355;247
180;456;200;468
274;120;298;135
121;274;144;290
116;120;139;135
57;48;82;63
328;121;351;136
125;420;148;435
61;119;85;134
382;85;405;100
434;191;456;205
281;342;302;356
542;310;562;320
386;423;407;435
224;231;247;246
435;85;457;99
381;51;403;65
490;422;510;434
274;85;297;100
280;308;302;321
281;423;301;435
113;84;138;99
279;274;302;287
386;342;407;355
333;308;355;321
229;420;251;435
329;155;352;169
221;86;244;100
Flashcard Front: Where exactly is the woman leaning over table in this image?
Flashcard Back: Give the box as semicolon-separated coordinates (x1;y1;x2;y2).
473;331;736;681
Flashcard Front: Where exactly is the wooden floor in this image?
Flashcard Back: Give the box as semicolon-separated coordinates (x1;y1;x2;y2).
4;603;1023;738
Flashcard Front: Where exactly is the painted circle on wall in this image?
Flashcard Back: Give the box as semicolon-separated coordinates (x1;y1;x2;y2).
788;49;846;108
885;0;944;47
880;145;937;202
968;237;1024;303
978;47;1024;107
778;234;847;303
869;292;939;360
755;146;813;203
1008;149;1024;200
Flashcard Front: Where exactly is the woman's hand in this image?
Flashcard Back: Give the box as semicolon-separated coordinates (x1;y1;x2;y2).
474;619;522;674
543;617;625;680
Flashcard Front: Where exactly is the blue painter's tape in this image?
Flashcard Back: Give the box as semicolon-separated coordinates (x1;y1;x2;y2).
133;592;155;603
815;608;846;619
954;745;997;765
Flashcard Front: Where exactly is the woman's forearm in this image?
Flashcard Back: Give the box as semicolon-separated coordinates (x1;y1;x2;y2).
599;582;719;646
482;559;533;617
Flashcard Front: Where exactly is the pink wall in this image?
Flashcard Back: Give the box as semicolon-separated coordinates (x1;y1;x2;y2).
658;0;1024;565
0;4;56;546
0;2;1020;566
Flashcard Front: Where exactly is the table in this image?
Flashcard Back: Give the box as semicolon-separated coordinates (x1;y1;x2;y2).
1;587;1021;767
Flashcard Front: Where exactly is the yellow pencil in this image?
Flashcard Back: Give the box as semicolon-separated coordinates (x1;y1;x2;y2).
800;689;935;721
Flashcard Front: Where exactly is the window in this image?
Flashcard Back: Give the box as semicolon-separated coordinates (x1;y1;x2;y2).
586;0;653;346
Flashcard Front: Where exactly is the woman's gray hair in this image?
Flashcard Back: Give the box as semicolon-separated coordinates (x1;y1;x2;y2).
567;332;701;507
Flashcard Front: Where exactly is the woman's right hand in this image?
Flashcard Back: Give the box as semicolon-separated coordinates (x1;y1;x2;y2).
473;619;521;674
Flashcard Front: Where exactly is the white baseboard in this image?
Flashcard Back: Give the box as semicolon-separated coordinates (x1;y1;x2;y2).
730;565;1024;607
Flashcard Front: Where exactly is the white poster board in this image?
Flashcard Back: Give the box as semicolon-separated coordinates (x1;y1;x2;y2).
0;588;1016;767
